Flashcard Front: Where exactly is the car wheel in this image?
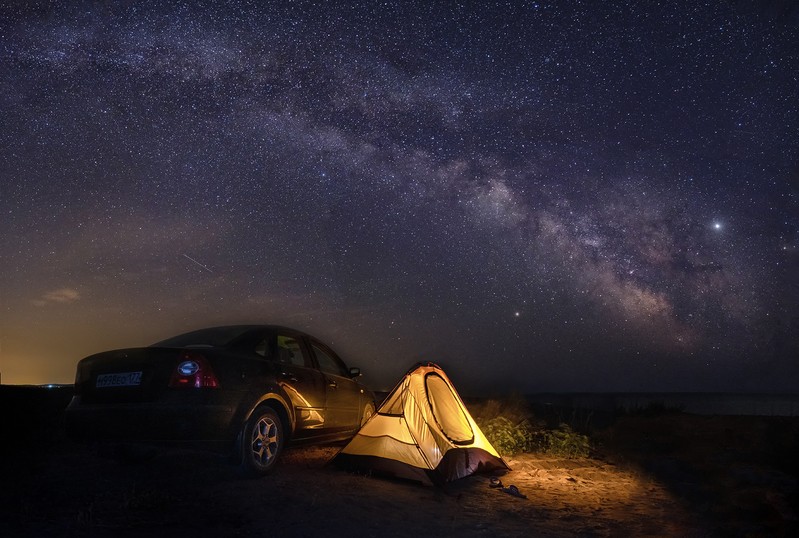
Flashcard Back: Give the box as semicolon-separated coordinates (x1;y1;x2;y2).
240;406;284;476
361;402;375;426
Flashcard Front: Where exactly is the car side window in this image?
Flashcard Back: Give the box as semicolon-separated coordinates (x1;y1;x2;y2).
312;343;348;377
276;335;309;367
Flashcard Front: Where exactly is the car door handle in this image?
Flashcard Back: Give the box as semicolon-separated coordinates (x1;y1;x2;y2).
328;379;337;389
280;372;299;383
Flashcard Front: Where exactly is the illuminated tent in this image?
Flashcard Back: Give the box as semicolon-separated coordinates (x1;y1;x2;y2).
333;362;509;485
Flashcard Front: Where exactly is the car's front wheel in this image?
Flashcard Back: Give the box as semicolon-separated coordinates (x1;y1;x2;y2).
240;406;284;476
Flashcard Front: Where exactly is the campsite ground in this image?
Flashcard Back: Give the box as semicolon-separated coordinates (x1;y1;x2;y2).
1;386;797;537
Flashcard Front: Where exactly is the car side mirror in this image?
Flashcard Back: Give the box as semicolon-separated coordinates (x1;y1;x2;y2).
348;367;361;378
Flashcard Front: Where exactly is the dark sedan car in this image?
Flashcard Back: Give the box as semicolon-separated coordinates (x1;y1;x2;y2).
66;325;376;474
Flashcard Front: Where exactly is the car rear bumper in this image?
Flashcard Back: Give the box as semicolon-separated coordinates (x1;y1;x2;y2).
65;397;238;443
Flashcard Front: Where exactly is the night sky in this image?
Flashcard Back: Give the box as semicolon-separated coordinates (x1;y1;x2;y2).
1;1;797;393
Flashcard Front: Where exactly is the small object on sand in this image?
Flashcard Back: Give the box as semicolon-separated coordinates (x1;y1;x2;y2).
489;477;503;488
501;485;527;499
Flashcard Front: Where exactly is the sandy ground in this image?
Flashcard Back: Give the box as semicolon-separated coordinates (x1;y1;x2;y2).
1;387;797;537
2;443;703;537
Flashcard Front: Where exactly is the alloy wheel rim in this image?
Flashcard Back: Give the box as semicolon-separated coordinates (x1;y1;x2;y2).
250;416;279;467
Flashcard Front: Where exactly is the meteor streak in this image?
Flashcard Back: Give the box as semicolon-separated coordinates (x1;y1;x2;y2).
182;253;214;274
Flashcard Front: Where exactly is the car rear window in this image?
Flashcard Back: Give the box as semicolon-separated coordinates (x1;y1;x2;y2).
151;326;253;348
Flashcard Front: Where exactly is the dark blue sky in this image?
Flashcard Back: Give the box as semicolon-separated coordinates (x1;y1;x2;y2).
1;1;797;392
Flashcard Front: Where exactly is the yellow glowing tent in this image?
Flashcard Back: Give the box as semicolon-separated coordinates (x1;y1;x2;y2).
333;362;509;484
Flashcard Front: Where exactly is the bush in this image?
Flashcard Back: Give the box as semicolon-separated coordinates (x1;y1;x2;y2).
471;395;540;456
540;423;590;458
471;396;590;458
479;415;537;456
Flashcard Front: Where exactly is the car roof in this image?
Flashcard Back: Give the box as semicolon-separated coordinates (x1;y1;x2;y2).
151;324;316;348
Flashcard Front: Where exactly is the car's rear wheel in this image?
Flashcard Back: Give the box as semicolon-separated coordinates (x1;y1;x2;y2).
361;402;375;426
240;406;284;476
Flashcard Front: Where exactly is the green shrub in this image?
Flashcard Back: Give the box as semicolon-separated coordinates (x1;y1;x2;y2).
541;423;590;458
471;397;590;458
471;395;542;456
479;415;536;456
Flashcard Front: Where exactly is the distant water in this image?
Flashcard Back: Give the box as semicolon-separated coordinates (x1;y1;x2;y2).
526;393;799;417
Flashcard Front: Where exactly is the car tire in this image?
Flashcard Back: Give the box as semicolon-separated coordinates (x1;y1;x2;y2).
361;402;375;426
240;406;284;476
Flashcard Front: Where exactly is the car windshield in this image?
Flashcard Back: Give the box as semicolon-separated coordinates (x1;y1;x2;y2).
151;326;253;348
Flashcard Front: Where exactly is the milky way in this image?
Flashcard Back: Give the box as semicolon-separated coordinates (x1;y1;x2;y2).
1;1;797;392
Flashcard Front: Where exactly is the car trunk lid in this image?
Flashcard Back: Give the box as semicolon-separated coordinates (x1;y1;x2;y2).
75;347;191;403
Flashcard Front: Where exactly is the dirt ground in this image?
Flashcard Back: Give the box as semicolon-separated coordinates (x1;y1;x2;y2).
1;387;797;537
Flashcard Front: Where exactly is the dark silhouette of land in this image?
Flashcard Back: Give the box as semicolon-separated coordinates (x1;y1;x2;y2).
1;385;796;537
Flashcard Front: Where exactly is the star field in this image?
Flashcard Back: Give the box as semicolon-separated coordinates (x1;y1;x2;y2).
1;1;797;392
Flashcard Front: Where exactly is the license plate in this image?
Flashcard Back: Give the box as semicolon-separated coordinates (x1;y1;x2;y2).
96;371;143;388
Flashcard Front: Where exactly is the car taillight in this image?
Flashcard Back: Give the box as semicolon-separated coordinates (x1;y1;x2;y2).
169;351;220;388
